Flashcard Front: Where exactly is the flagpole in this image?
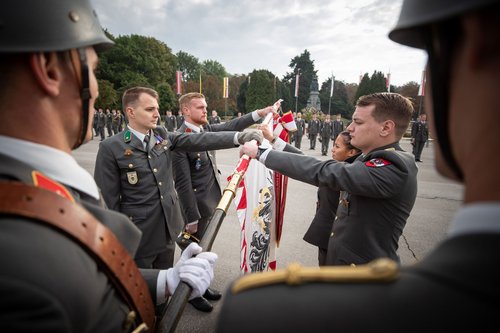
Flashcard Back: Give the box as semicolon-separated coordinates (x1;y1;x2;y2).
158;112;275;333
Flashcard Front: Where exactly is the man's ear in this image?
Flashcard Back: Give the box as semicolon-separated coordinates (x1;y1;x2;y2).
29;52;63;96
380;120;395;137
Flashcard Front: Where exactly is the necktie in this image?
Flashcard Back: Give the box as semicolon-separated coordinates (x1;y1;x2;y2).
143;134;150;149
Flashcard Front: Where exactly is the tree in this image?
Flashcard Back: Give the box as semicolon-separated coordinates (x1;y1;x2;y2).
176;51;201;81
96;79;119;109
355;73;371;101
283;49;317;112
201;60;227;80
245;70;275;112
156;82;177;113
97;34;177;95
319;78;353;118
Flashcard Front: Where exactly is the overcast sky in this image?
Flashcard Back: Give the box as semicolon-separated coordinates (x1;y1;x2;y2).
93;0;427;87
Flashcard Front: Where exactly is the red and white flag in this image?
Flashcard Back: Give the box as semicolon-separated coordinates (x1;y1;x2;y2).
223;77;229;98
294;74;300;98
232;100;296;274
418;70;426;96
175;71;183;95
386;72;391;92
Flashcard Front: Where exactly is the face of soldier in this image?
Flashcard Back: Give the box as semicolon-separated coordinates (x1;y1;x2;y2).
347;104;387;154
127;93;160;134
331;135;357;161
184;98;208;126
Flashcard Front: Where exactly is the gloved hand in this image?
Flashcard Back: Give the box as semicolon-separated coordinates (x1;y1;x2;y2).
165;243;218;299
237;129;263;145
256;106;275;118
239;140;259;159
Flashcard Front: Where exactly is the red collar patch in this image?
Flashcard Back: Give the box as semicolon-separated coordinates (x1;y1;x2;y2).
365;158;391;168
31;171;75;202
185;128;192;133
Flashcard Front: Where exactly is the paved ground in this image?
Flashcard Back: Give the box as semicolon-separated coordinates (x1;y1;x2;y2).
73;134;464;333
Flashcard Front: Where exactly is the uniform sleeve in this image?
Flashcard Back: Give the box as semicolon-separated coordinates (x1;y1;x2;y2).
265;150;409;198
172;149;201;223
207;112;255;132
94;142;122;211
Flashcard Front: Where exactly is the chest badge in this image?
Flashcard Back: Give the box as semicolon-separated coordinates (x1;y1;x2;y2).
127;171;138;185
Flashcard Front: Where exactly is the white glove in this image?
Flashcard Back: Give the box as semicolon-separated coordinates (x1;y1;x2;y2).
240;140;259;158
165;243;218;299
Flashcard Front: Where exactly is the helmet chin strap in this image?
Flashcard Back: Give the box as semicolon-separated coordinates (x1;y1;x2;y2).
69;48;91;150
425;26;464;181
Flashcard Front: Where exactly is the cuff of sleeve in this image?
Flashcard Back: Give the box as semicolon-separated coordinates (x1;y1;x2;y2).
258;148;272;164
233;132;239;145
251;110;260;121
273;138;287;151
157;270;168;304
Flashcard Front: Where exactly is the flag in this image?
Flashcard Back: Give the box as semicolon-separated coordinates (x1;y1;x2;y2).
271;110;296;247
199;71;202;93
386;73;391;92
223;77;229;98
175;71;183;96
232;100;295;273
330;75;335;97
294;74;300;98
418;70;426;96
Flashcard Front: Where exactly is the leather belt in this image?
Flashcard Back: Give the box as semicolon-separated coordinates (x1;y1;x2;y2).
0;182;155;331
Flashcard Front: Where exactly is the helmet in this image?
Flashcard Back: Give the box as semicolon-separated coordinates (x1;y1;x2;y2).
0;0;113;53
389;0;500;48
389;0;500;181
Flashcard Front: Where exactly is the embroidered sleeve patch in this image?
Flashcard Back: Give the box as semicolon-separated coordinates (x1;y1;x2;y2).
365;158;391;168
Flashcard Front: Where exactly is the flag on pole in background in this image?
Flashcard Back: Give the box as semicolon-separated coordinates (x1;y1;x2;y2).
232;99;295;274
386;72;391;92
223;77;229;98
294;74;300;97
330;75;335;97
199;71;202;93
175;71;183;96
418;70;426;96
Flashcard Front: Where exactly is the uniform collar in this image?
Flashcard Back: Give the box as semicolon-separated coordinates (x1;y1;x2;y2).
127;125;150;142
0;135;100;199
448;203;500;237
184;121;203;133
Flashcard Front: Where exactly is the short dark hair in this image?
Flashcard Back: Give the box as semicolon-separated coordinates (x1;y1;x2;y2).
356;92;414;138
122;87;158;109
339;131;361;153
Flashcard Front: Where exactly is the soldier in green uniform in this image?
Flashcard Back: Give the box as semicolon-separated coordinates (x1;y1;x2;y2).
217;1;500;331
0;1;219;331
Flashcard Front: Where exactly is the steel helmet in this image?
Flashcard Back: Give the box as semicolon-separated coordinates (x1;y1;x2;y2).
389;0;500;48
0;0;113;53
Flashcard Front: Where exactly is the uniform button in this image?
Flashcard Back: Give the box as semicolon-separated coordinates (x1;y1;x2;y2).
128;164;133;168
193;188;197;192
160;195;164;200
148;155;152;159
330;232;334;237
153;168;158;173
158;182;162;186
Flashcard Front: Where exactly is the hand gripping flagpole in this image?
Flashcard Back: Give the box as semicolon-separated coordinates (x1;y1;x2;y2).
158;108;278;333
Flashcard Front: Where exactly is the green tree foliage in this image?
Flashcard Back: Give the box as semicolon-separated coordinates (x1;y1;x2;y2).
201;60;227;80
319;78;353;118
283;49;316;112
237;78;249;114
176;51;201;81
96;79;119;109
156;82;177;113
370;71;388;93
354;71;388;102
97;34;177;99
245;70;276;111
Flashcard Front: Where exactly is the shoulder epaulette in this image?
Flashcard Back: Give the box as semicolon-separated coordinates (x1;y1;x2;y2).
231;258;399;294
